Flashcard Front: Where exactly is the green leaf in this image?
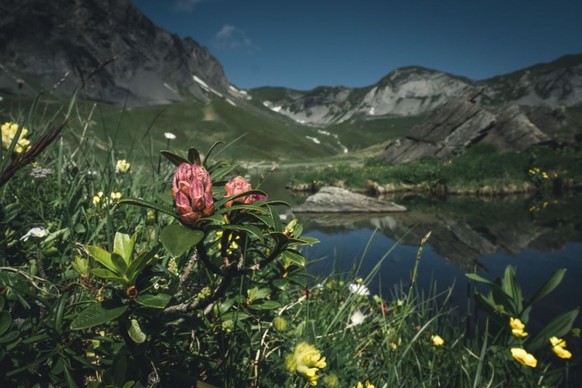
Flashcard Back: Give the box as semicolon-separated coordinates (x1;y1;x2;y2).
248;301;282;311
113;356;129;386
135;293;172;309
0;312;11;336
70;301;128;330
203;141;224;166
187;147;202;165
280;250;306;268
111;253;128;275
0;295;4;311
126;247;159;284
528;308;579;351
465;273;495;286
528;269;567;306
0;330;19;344
160;223;205;257
247;287;270;303
117;198;178;219
501;266;523;313
160;150;189;166
127;319;147;344
221;311;251;321
86;245;117;273
21;334;50;344
114;232;135;265
91;268;127;284
272;278;289;291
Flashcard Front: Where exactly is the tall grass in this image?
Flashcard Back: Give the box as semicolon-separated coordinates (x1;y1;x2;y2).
0;96;578;387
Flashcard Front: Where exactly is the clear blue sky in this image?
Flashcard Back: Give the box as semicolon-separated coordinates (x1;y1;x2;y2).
133;0;582;91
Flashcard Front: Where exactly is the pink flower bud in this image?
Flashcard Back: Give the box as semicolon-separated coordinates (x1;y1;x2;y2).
171;163;215;224
224;176;267;207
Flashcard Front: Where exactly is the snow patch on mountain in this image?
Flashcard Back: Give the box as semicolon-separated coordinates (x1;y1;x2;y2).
194;75;223;97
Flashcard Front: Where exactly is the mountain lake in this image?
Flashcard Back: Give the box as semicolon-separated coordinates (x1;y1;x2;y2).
258;169;582;333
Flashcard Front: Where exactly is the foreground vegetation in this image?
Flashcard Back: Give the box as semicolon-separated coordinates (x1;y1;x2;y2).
290;143;582;197
1;95;580;386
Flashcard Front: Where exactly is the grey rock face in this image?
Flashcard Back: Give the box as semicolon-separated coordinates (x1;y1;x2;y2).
293;186;407;213
380;96;550;164
0;0;228;105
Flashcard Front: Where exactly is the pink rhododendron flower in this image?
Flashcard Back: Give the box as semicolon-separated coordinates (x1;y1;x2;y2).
224;176;267;207
171;163;215;224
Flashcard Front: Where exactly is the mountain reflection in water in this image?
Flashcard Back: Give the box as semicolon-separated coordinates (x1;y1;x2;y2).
293;193;582;328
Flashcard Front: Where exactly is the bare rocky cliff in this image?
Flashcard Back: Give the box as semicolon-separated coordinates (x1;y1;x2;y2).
254;55;582;127
0;0;229;105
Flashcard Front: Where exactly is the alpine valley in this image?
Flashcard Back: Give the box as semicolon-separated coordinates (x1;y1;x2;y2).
1;0;581;161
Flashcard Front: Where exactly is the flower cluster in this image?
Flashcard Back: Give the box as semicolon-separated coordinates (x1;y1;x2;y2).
285;342;327;386
509;317;528;338
550;336;572;359
92;191;122;206
171;164;267;225
115;159;131;174
1;121;30;154
527;167;559;187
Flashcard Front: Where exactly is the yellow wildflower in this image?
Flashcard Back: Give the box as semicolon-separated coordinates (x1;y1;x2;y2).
431;335;444;347
110;192;122;201
285;342;327;386
509;317;528;338
550;336;572;359
511;348;537;368
356;380;375;388
216;230;239;253
92;191;104;206
1;121;30;153
115;159;131;173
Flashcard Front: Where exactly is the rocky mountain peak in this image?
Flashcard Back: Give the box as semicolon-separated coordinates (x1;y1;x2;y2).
0;0;229;105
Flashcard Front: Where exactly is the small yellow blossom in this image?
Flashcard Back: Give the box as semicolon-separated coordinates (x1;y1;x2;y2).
509;317;528;338
511;348;537;368
550;336;572;359
115;159;131;173
1;121;30;153
285;342;327;386
216;230;240;253
431;335;444;347
356;380;375;388
92;191;104;206
110;192;122;201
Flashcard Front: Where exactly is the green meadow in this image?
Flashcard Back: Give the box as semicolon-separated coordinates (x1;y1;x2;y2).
0;93;580;386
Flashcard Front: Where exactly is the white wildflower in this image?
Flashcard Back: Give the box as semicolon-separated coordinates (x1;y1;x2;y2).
21;227;49;241
164;132;176;140
350;310;366;326
349;283;370;296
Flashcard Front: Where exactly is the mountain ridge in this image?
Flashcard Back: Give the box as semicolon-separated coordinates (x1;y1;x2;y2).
0;0;229;105
251;54;582;126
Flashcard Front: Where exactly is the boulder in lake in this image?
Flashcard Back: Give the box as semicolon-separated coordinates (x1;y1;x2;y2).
293;186;407;213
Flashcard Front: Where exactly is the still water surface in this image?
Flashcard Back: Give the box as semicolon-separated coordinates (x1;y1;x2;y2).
258;170;582;330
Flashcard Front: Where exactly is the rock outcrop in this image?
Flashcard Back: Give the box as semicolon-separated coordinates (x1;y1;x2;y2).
0;0;229;105
293;186;407;213
380;96;551;164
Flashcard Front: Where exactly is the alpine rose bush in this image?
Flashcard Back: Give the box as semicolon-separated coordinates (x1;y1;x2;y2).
171;162;215;224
